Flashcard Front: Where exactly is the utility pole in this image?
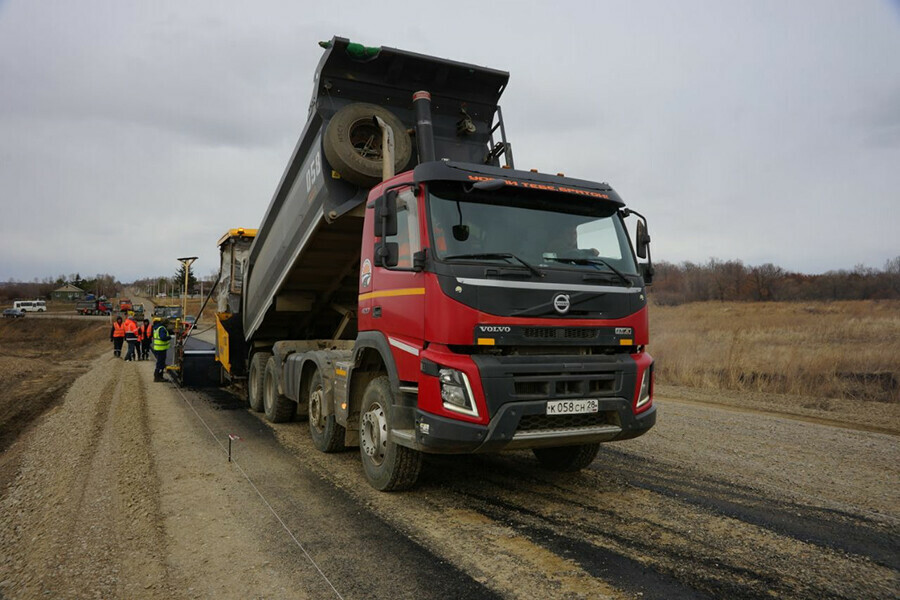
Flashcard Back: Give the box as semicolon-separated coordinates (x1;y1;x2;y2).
177;257;197;325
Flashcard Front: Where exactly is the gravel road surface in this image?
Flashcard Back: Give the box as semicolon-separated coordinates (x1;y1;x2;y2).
0;344;896;599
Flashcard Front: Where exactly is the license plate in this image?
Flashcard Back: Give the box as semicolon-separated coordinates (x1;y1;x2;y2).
546;399;599;415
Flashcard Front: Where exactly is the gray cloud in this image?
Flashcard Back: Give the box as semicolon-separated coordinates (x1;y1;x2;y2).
1;0;898;282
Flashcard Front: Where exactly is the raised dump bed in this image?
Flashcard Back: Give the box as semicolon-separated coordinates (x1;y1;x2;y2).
242;36;510;346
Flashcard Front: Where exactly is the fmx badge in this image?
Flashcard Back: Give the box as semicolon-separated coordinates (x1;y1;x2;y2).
553;293;570;314
615;327;633;336
361;258;372;288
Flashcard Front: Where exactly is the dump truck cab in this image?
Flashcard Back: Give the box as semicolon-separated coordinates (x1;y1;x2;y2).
348;159;655;457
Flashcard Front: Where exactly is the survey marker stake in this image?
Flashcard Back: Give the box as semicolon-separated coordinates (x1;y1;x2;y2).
228;434;241;462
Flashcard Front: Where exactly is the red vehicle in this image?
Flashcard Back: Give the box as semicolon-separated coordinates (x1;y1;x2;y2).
211;38;656;491
118;298;133;312
75;300;112;316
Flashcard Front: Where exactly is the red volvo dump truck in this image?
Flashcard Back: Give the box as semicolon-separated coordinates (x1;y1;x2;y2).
215;37;657;490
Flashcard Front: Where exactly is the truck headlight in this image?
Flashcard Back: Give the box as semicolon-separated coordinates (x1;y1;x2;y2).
636;368;652;410
439;368;479;417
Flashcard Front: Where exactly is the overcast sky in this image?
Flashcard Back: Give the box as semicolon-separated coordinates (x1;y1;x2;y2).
1;0;898;283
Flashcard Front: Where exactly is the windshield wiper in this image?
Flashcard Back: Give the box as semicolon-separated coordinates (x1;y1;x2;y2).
443;253;544;278
545;256;633;286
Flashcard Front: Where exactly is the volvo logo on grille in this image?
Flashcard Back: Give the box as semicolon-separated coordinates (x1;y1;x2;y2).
552;293;570;314
478;325;511;333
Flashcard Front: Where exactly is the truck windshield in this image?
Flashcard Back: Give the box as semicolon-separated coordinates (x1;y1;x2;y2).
427;187;638;275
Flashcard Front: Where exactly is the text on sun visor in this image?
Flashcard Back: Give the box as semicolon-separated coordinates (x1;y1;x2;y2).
467;175;610;199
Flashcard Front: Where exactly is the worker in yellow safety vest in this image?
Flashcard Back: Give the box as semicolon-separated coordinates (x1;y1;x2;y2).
152;318;171;382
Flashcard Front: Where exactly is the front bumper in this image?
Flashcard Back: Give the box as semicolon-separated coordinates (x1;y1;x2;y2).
411;398;656;454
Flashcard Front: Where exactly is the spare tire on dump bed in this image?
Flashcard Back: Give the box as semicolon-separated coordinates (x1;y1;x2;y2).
323;103;412;187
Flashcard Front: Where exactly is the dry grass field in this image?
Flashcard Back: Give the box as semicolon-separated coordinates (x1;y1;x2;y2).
649;300;900;404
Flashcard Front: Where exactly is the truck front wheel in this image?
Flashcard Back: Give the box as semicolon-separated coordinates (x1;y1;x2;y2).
264;357;296;423
308;370;345;453
359;376;421;491
248;352;271;412
532;443;601;472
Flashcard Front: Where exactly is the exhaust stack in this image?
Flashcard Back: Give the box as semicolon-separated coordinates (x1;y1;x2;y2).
413;90;436;163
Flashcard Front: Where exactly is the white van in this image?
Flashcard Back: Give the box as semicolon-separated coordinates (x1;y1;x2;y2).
13;300;47;312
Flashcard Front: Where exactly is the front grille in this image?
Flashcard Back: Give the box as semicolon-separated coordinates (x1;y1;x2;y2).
517;411;618;432
514;380;549;396
513;375;616;399
522;327;600;340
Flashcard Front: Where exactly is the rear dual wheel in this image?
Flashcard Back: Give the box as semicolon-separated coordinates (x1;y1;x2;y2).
263;357;295;423
308;370;345;452
247;352;270;412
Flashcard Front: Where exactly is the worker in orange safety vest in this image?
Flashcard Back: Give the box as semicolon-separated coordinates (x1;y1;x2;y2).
139;318;152;360
123;316;140;361
110;316;126;358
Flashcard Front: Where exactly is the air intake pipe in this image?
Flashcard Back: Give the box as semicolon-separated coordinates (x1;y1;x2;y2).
413;90;436;163
373;115;395;182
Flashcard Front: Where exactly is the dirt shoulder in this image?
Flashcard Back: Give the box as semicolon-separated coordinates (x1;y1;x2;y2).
0;353;173;598
0;319;109;492
657;384;900;436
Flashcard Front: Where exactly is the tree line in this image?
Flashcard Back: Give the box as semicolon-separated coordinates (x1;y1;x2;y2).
1;265;214;303
5;258;900;306
650;257;900;304
0;274;121;302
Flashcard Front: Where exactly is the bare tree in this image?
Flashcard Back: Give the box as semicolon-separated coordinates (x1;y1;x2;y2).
750;263;784;301
885;256;900;295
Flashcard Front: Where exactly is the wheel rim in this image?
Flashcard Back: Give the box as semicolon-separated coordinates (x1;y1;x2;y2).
309;385;324;432
360;401;387;466
349;119;382;160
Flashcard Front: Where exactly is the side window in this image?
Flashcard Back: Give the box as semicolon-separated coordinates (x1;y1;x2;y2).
385;189;420;269
233;256;244;292
225;246;237;293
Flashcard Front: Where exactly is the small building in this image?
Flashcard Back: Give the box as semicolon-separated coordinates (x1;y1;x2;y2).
51;284;86;302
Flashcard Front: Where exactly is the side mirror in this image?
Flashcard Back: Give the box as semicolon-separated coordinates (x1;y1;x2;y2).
636;221;650;259
374;189;399;238
452;224;469;241
641;262;654;285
